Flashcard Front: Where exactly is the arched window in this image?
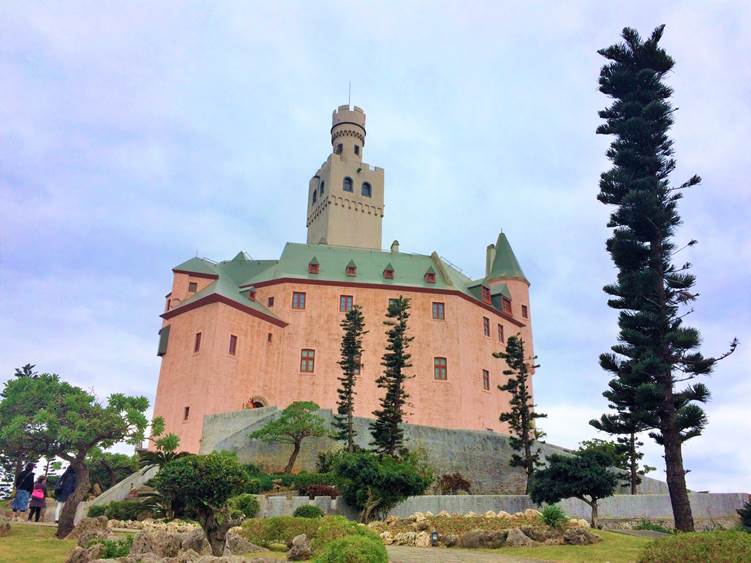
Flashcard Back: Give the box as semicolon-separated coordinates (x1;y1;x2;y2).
343;177;353;192
319;180;325;195
361;182;372;197
312;190;317;204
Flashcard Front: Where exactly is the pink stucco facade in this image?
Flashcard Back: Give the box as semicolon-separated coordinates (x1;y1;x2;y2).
153;272;534;453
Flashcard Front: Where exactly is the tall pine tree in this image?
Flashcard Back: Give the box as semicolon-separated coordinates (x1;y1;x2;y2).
495;335;546;493
596;25;736;531
370;296;413;456
333;305;367;452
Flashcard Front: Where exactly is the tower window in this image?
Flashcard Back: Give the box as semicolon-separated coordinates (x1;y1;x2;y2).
267;296;275;307
229;335;238;356
343;177;353;192
300;349;315;373
312;190;317;204
483;317;490;336
481;286;491;304
502;298;512;315
354;144;360;155
292;292;306;309
183;406;190;420
335;143;343;154
340;295;354;312
498;324;504;342
434;357;447;380
188;282;198;293
432;302;445;320
319;180;325;195
267;332;273;343
361;182;372;197
522;305;529;319
194;332;202;353
483;370;490;390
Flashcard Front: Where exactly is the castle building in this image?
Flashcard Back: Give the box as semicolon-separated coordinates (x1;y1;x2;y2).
153;105;534;453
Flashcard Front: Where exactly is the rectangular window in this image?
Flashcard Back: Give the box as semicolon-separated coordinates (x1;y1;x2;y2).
383;268;394;279
194;332;202;353
497;324;504;342
292;292;306;309
336;143;343;154
432;302;445;320
300;349;315;373
522;305;529;318
354;144;360;155
157;325;171;357
502;298;512;315
483;369;490;391
340;295;354;312
267;296;275;307
267;332;273;343
229;335;237;355
481;286;491;303
483;317;490;336
183;406;190;420
308;262;319;274
434;357;448;380
188;281;198;293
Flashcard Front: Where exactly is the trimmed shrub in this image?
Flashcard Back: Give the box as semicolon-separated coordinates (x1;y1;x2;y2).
541;504;568;529
437;472;471;495
87;504;107;518
310;515;380;552
103;500;146;521
241;516;320;547
638;530;751;562
88;535;134;558
312;535;388;563
229;493;261;518
294;504;325;518
302;484;339;499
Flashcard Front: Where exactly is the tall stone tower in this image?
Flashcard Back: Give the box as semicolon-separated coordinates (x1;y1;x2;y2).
306;105;384;250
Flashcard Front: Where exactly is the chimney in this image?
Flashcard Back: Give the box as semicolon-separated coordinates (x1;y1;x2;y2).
485;244;496;277
390;240;400;254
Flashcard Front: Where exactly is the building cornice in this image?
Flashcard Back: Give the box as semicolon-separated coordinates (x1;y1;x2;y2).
161;293;288;327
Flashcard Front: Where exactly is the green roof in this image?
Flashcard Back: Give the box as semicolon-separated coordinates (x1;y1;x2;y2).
173;257;218;276
488;232;528;283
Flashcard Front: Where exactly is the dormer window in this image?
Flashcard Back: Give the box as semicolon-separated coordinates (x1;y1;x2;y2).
308;258;319;274
188;282;197;293
383;264;394;280
361;182;372;197
343;177;353;193
424;267;436;284
502;297;512;314
345;260;357;277
481;286;491;304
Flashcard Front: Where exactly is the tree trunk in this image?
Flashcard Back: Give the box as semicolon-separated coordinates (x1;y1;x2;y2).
629;433;637;495
662;418;694;532
590;500;599;529
56;461;89;538
196;508;241;556
347;408;354;453
285;441;301;474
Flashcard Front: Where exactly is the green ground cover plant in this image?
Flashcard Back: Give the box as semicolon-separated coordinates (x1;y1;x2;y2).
638;530;751;562
88;534;134;558
633;519;674;534
502;530;652;562
228;493;260;518
293;504;325;518
541;504;568;529
313;535;388;563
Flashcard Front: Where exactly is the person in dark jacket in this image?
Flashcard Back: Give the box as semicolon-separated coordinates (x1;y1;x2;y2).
54;466;77;523
11;462;36;519
28;475;47;522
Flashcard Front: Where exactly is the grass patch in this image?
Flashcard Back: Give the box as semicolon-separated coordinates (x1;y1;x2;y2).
498;530;652;562
638;530;751;562
0;524;76;563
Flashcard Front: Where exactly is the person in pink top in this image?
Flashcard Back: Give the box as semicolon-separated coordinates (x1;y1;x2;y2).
28;475;47;523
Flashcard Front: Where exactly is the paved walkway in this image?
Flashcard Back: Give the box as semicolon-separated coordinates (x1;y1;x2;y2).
387;546;550;563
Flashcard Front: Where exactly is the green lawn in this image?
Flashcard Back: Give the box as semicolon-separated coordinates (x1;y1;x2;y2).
497;530;652;562
0;523;76;563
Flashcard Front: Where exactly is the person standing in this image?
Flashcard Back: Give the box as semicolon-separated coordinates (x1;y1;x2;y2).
28;475;47;523
11;462;36;520
54;466;77;524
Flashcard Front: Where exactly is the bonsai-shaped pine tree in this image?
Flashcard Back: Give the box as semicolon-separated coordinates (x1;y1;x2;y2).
495;335;546;493
250;401;327;473
154;453;247;555
530;447;618;528
333;305;367;452
370;296;413;456
596;25;736;530
579;438;654;495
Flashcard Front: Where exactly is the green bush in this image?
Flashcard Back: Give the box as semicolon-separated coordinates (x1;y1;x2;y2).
241;516;320;547
310;515;379;552
541;504;568;529
634;519;674;534
638;530;751;562
103;500;146;521
312;535;388;563
229;493;260;518
737;499;751;531
293;472;338;494
87;504;107;518
293;504;325;518
88;535;134;558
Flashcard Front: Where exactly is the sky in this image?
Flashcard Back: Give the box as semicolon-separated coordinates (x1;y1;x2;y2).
1;2;749;493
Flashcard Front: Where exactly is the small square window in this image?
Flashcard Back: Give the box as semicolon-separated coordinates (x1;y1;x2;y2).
424;272;436;284
188;282;198;293
267;296;275;307
432;302;445;320
308;262;319;274
300;349;315;373
434;357;447;380
383;268;394;280
346;265;357;276
194;332;202;353
229;335;238;356
483;317;490;337
183;406;190;420
522;305;529;319
498;324;504;342
340;295;354;312
292;292;306;309
482;369;490;390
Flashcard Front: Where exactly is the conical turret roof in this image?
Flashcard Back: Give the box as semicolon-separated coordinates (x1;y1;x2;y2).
489;232;528;283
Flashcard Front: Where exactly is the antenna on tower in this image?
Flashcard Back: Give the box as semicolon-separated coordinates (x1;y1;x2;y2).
348;81;351;106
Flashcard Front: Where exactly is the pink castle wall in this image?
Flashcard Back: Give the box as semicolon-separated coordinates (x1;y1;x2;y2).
153;274;534;453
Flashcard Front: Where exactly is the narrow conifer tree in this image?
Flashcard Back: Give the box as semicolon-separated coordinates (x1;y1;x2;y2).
495;335;546;494
370;297;413;456
333;305;367;452
596;26;736;531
